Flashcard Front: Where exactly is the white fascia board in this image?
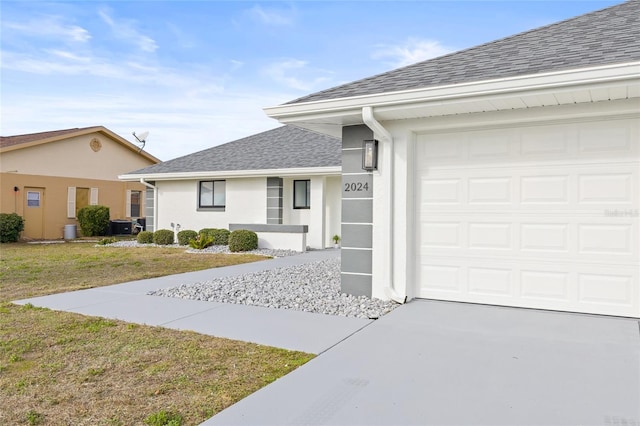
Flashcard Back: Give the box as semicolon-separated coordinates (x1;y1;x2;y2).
264;62;640;120
118;166;341;181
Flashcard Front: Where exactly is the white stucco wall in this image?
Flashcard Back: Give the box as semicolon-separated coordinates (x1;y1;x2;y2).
152;174;341;250
155;177;267;232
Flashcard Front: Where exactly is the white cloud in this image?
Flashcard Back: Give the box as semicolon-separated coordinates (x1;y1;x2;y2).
98;8;158;53
3;16;91;43
46;49;92;62
372;38;453;68
230;60;244;71
247;5;294;26
263;59;333;92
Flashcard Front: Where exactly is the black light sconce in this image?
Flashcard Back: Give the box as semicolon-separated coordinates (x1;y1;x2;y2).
362;139;379;172
13;186;19;192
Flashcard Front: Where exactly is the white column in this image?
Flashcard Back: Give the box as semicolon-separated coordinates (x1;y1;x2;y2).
310;176;326;249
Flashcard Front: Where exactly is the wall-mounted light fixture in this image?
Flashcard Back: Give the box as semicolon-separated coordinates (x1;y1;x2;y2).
13;186;19;192
362;139;379;172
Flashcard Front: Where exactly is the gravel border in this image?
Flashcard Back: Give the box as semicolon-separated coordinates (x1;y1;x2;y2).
149;257;399;319
102;240;300;258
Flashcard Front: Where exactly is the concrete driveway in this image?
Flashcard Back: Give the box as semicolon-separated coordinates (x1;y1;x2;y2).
204;300;640;425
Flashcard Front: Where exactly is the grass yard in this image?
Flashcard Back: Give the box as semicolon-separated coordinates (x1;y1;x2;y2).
0;242;314;425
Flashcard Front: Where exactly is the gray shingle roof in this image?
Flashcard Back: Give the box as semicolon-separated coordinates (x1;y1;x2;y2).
287;0;640;105
127;125;341;175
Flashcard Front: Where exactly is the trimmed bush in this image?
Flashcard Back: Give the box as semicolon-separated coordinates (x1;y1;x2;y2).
199;228;230;245
77;205;110;237
228;229;258;252
0;213;25;243
153;229;175;245
177;230;198;246
137;231;154;244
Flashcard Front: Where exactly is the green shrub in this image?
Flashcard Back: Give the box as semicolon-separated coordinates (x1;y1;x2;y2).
153;229;175;245
177;230;198;246
188;234;213;250
0;213;25;243
198;228;215;241
199;228;230;245
228;229;258;252
137;231;154;244
97;237;117;245
211;228;230;245
77;205;110;237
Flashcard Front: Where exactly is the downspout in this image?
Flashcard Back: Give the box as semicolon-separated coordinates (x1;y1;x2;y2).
362;106;407;304
139;178;158;232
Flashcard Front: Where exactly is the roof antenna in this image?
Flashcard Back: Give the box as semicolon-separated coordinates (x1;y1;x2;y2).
132;131;149;153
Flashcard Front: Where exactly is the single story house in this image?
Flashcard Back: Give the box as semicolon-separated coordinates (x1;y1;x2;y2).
119;125;342;251
0;126;160;240
264;1;640;317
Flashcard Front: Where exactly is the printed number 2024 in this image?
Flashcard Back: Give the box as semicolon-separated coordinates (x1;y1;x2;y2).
344;182;369;192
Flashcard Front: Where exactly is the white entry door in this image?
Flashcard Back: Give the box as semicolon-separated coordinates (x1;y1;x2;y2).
415;118;639;317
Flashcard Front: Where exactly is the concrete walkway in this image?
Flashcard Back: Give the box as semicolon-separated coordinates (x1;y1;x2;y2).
15;250;640;425
15;249;370;354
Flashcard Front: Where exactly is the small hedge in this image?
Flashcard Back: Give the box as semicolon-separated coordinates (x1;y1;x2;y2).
137;231;154;244
177;230;198;246
199;228;230;245
0;213;25;243
228;229;258;252
77;205;110;237
153;229;175;245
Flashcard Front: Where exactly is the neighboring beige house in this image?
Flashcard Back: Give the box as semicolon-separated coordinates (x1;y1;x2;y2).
0;126;160;240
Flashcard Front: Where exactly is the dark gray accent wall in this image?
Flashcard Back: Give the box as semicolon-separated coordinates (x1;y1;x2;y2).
266;177;283;224
341;125;374;297
145;184;155;232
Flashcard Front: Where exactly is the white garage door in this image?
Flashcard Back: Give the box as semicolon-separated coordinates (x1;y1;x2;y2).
416;118;639;317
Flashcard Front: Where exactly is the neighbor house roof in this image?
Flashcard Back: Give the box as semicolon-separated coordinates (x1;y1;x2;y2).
123;126;341;178
0;126;160;163
287;0;640;105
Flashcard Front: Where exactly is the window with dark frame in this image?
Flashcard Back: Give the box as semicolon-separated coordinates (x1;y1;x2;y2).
199;180;226;208
130;190;141;217
293;180;310;209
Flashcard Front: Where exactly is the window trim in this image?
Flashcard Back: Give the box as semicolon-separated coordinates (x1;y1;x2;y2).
198;180;226;211
293;179;311;209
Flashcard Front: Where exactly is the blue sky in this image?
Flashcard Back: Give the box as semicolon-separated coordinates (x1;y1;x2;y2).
1;1;620;160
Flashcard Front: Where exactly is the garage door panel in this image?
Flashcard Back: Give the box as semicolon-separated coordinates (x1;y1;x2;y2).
418;255;638;316
416;118;639;317
578;172;634;204
578;122;634;154
521;175;569;204
420;215;637;263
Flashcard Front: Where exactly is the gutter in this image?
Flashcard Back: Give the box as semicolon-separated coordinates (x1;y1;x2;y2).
139;178;158;232
362;106;406;304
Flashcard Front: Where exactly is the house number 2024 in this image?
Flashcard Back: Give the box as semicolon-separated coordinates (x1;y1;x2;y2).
344;182;369;192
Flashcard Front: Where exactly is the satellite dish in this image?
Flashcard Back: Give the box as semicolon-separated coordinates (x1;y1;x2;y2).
132;131;149;152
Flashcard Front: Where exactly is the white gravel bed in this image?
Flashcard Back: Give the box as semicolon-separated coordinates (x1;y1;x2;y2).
149;257;399;319
103;240;299;258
